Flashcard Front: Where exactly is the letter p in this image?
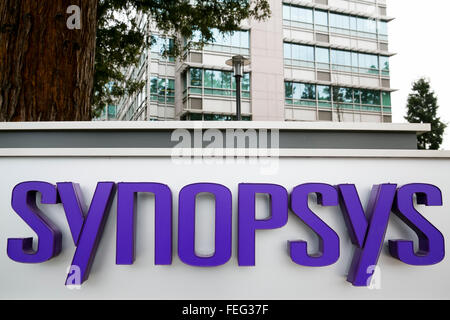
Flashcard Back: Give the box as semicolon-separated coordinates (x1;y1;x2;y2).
238;184;288;266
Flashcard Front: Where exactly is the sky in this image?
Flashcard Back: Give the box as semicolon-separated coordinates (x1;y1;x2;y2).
388;0;450;149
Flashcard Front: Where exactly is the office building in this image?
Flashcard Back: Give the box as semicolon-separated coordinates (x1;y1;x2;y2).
114;0;393;123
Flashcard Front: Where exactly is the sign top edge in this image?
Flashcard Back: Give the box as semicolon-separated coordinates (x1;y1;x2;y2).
0;121;431;133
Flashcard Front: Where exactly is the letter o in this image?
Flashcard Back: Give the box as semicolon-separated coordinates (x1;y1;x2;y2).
178;183;232;267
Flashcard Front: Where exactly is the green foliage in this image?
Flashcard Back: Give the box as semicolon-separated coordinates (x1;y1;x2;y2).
92;0;271;117
405;78;447;150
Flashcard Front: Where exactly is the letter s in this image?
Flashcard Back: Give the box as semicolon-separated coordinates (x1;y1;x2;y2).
389;184;445;265
7;182;62;263
289;183;340;267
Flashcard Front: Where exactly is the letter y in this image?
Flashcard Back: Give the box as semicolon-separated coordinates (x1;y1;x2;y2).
337;184;397;287
57;182;115;286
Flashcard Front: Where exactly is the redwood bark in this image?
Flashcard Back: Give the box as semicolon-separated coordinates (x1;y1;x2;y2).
0;1;97;121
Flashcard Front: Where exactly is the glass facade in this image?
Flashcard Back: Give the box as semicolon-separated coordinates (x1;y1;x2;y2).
150;77;175;104
187;68;251;98
285;81;392;113
284;43;390;76
95;105;117;121
190;28;250;55
151;35;175;62
283;4;389;41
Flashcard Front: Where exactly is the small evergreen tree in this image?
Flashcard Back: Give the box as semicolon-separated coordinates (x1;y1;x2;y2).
405;78;447;150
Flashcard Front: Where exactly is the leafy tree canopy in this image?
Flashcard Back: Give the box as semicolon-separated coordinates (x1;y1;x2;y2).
93;0;271;116
405;78;447;150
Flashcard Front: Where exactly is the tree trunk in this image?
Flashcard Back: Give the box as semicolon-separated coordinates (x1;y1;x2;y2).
0;1;97;121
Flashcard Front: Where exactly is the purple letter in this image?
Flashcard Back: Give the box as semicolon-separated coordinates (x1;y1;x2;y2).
238;184;288;266
289;183;340;267
7;182;62;263
178;183;232;267
389;184;445;265
64;182;116;285
116;183;172;265
337;184;397;287
57;183;86;245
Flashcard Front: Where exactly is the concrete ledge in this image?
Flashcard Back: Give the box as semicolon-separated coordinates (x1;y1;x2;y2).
1;148;449;158
0;121;431;133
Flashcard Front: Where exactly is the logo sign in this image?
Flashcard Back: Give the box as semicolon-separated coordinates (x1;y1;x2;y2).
6;181;445;287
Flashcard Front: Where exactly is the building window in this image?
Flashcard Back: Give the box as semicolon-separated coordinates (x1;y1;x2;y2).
283;4;389;41
107;105;117;119
378;21;388;40
285;81;392;113
284;43;390;76
189;68;203;95
379;56;390;76
187;68;251;98
314;10;328;27
330;13;350;30
150;77;175;104
382;91;391;107
96;104;117;121
333;87;356;104
189;113;203;121
357;52;379;74
241;73;250;94
167;79;175;104
317;85;332;108
359;89;381;107
316;47;330;69
151;35;175;62
190;68;203;86
284;43;315;68
330;49;352;70
283;5;313;29
158;78;166;103
150;77;158;100
190;28;250;55
204;70;232;96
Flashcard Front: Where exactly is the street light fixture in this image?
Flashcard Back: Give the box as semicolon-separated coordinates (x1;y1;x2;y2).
226;55;250;121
